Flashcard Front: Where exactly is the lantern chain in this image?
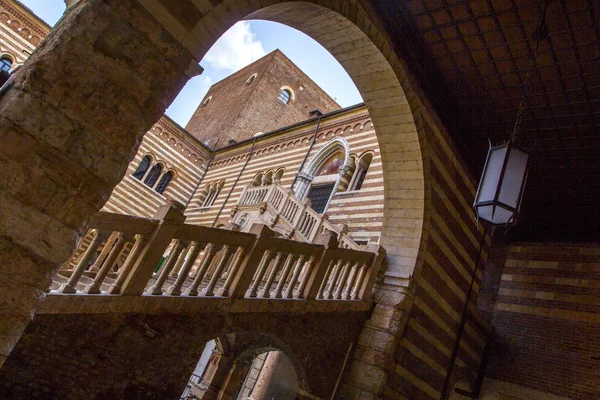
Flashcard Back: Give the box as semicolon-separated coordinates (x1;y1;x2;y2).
509;0;551;144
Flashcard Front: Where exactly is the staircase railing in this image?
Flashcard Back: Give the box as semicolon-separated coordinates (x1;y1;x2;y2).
52;201;385;303
234;183;359;249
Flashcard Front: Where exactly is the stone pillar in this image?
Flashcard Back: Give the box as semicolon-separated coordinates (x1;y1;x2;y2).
0;0;196;367
64;0;79;10
218;362;250;400
248;351;282;400
337;286;414;399
191;351;235;400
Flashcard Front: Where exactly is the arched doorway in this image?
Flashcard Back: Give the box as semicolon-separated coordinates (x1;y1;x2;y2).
295;137;351;213
0;1;429;397
182;335;305;400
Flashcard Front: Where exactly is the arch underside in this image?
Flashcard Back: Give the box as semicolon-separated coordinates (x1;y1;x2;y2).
0;0;439;398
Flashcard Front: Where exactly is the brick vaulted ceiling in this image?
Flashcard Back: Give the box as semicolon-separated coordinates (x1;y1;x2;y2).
368;0;600;241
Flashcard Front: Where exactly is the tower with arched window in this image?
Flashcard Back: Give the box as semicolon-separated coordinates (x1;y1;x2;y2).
184;49;341;148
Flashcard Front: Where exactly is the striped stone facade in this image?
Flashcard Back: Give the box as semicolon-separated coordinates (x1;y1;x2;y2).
185;104;384;245
101;116;212;218
0;0;48;66
484;242;600;400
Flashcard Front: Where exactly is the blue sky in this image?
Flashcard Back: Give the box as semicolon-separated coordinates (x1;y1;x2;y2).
19;0;362;127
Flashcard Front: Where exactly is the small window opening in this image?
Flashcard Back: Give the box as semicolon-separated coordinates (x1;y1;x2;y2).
245;73;257;85
201;181;224;207
202;96;212;107
0;56;12;72
306;183;335;214
132;155;151;180
279;89;291;104
144;164;162;188
350;153;373;191
155;171;173;194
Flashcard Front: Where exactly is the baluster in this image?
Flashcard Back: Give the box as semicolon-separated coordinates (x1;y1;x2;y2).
184;243;218;296
107;234;148;294
301;216;308;235
342;261;361;300
218;247;246;297
170;242;192;277
325;259;344;299
333;260;352;300
147;239;187;295
305;218;315;236
351;262;368;300
247;250;274;298
302;217;310;236
274;253;297;298
59;230;107;293
316;259;336;299
89;231;120;272
166;241;203;296
285;254;306;299
297;213;307;233
298;214;307;235
259;251;286;298
295;255;316;299
85;232;127;294
202;245;235;296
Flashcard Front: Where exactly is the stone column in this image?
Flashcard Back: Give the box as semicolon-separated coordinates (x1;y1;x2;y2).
248;351;282;400
0;0;197;367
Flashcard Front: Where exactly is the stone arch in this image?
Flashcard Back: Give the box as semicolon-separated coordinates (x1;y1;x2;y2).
0;1;433;396
446;367;477;400
294;136;350;201
279;85;296;102
222;331;309;393
149;2;432;395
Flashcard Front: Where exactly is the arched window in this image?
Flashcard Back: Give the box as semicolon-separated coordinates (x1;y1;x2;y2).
251;173;263;187
202;96;212;107
144;163;162;188
315;151;344;176
278;89;291;104
339;155;356;192
201;181;224;207
198;185;210;207
293;137;351;209
132;155;151;180
349;153;373;191
263;170;274;185
274;168;284;183
0;56;12;72
246;73;257;85
155;171;173;194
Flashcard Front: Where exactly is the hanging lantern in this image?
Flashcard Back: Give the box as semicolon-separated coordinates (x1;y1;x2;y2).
473;142;530;226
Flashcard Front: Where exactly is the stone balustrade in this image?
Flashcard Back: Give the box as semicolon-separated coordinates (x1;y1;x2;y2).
51;202;386;307
234;183;360;249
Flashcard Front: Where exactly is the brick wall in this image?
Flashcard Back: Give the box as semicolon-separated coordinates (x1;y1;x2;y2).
185;50;340;148
0;311;367;399
485;242;600;399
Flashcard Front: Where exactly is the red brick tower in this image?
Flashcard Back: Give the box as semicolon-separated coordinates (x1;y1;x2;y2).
185;49;340;148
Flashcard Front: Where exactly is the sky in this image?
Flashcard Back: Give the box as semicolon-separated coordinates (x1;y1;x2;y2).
18;0;363;127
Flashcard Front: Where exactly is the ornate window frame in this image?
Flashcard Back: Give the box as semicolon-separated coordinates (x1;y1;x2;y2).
294;137;351;212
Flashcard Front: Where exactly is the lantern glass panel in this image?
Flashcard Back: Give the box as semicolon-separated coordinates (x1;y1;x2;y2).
477;204;513;225
498;147;528;209
476;146;507;204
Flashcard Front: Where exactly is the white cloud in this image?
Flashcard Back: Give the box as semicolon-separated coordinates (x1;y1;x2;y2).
203;22;266;72
204;76;212;85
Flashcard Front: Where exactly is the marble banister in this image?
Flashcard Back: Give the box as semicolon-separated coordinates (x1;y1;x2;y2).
51;202;384;306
